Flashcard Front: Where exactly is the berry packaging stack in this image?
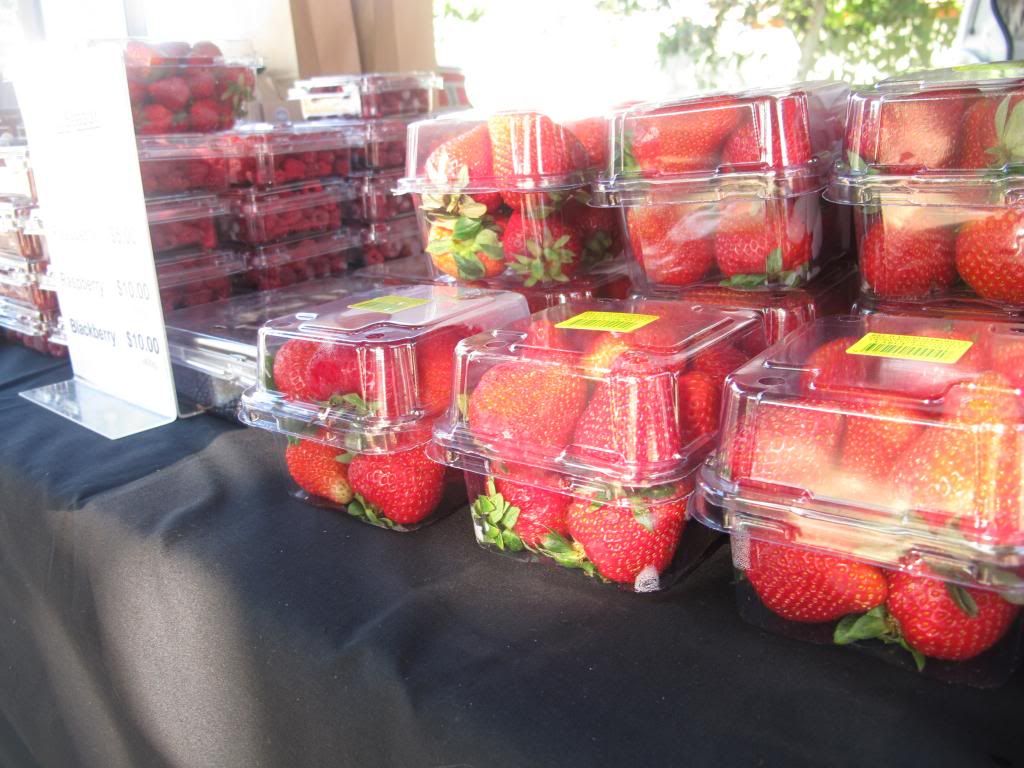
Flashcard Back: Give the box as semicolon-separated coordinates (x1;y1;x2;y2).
428;298;766;591
396;109;624;286
829;63;1024;315
239;283;530;531
692;314;1024;685
593;82;850;292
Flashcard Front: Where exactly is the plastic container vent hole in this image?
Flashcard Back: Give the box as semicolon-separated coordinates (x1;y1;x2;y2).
758;376;785;387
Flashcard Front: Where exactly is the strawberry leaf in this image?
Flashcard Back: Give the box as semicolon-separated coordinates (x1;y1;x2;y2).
899;638;927;672
453;216;483;241
847;150;868;172
946;583;979;618
501;529;524;552
454;252;486;279
766;247;783;274
286;434;302;447
456;393;469;418
459;200;487;219
426;238;454;255
834;606;888;644
719;273;768;288
335;452;356;464
995;95;1011;141
631;503;655;533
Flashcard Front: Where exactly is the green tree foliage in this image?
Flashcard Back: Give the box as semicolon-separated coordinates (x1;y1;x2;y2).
599;0;962;86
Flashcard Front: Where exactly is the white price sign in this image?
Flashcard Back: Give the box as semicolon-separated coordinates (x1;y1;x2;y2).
12;42;178;438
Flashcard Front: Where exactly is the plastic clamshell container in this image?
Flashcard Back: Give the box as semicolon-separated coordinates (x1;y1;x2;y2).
238;283;531;530
165;276;370;418
345;171;415;223
396;110;621;285
361;216;421;264
0;298;65;357
645;260;858;345
156;247;246;312
223;179;353;245
222;121;355;187
348;118;409;174
427;298;765;589
0;198;45;260
356;254;633;313
288;72;439;120
137;133;235;196
0;251;57;310
123;39;258;135
146;193;225;255
0;145;34;199
240;227;363;291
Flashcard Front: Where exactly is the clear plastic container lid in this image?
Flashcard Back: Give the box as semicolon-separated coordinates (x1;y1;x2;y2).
362;215;420;244
222;121;357;154
694;313;1024;598
290;72;440;97
0;297;57;336
146;193;227;225
165;277;373;387
155;247;246;288
0;196;32;234
239;284;531;451
244;227;363;270
0;249;47;283
120;38;259;66
397;110;601;194
599;81;848;203
136;132;243;161
429;298;763;498
224;179;356;216
327;117;410;146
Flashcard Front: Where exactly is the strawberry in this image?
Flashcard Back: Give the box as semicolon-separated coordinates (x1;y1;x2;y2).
285;436;354;505
714;199;811;284
471;470;572;551
427;219;505;280
626;204;715;286
189;40;223;58
852;91;969;170
347;446;446;526
692;344;749;391
799;336;868;394
564;116;608;168
147;76;190;112
487;112;584;182
564;200;621;266
721;94;812;168
957;92;1024;169
838;402;924;491
468;360;588;453
272;339;322;400
745;539;888;623
578;317;680;377
836;571;1019;665
185;69;217;99
500;190;568;213
124;40;157;81
629;97;741;176
501;210;582;285
990;341;1024;390
955;209;1024;304
561;492;688;584
156;41;191;59
127;79;148;106
677;370;720;444
944;371;1020;425
138;103;174;134
860;214;958;299
416;325;467;413
425;124;493;185
188;99;220;132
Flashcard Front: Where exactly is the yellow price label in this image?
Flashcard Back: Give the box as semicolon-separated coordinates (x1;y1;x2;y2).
555;311;660;333
845;332;973;365
348;295;431;314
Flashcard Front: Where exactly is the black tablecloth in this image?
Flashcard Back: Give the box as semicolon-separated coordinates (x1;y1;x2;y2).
0;346;1021;768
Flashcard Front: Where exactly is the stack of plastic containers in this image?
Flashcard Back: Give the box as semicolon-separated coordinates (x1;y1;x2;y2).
396;109;623;286
828;64;1024;321
129;40;259;311
428;297;765;590
288;73;441;270
435;67;472;112
239;283;530;531
693;313;1024;684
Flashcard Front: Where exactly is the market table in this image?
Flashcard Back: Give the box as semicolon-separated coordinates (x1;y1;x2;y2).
0;346;1021;768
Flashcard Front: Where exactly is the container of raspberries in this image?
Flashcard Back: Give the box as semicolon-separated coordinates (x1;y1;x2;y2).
165;276;366;418
147;193;226;255
348;118;409;174
428;298;765;590
648;260;859;346
0;198;45;261
289;72;439;120
344;171;415;223
239;283;531;531
222;180;352;246
593;82;850;292
137;133;235;197
0;299;64;357
355;254;633;313
397;110;622;286
360;217;422;265
692;313;1024;685
156;247;247;312
221;121;356;187
828;63;1024;312
0;251;57;311
0;145;35;200
240;228;364;291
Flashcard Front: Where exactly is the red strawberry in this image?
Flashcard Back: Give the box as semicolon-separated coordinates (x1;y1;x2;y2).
564;116;608;168
838;403;924;491
425;124;493;185
799;337;868;394
147;76;190;112
188;99;220;132
189;40;223;58
487;470;572;549
853;91;969;170
714;199;811;283
185;69;217;99
156;41;191;59
348;446;446;526
427;219;505;280
721;94;812;168
957;92;1024;169
626;204;715;286
285;436;354;505
955;209;1024;304
487;112;584;182
468;360;589;453
860;214;958;299
273;339;322;400
564;200;621;266
629;97;742;175
692;344;749;391
990;340;1024;390
138;103;174;134
745;539;888;623
416;325;467;413
578;317;679;377
304;344;361;402
127;79;148;106
677;370;720;444
124;40;157;81
501;210;582;285
563;492;688;584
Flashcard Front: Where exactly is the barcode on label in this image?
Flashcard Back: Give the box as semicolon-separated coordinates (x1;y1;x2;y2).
555;311;659;333
348;295;431;314
845;332;973;365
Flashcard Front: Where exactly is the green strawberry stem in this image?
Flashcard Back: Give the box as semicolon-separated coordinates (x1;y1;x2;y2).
469;479;524;553
834;605;927;672
347;493;401;530
537;532;602;580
